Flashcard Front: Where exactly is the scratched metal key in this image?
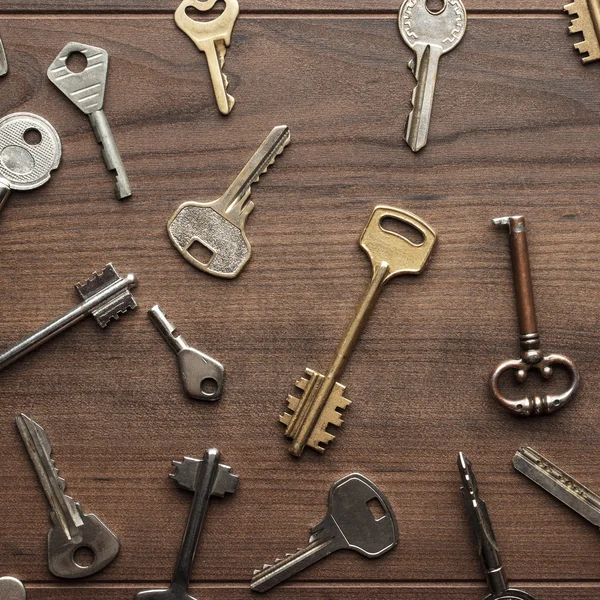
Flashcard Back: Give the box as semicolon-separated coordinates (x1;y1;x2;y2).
47;42;131;199
251;473;398;593
17;414;120;578
0;37;8;76
458;453;535;600
0;112;61;213
398;0;467;152
564;0;600;63
135;449;238;600
175;0;239;115
168;125;290;278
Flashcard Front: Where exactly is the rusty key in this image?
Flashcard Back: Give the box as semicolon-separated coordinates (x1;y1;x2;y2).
490;216;579;416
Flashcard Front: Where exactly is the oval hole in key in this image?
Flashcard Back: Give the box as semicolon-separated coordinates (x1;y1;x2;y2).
425;0;445;14
73;546;96;568
23;128;42;145
185;0;226;22
201;377;218;396
366;498;386;520
380;217;426;246
66;51;88;74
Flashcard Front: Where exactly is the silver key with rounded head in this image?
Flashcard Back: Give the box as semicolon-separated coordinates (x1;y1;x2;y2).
0;577;26;600
0;112;61;213
399;0;467;152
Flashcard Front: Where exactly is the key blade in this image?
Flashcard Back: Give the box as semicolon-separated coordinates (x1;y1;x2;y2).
171;457;238;496
565;0;600;63
0;38;8;76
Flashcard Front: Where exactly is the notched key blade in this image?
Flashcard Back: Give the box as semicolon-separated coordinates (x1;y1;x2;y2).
213;464;239;496
0;39;8;77
171;457;200;491
565;0;600;63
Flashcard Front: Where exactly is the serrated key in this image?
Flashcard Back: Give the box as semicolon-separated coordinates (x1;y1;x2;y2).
564;0;600;63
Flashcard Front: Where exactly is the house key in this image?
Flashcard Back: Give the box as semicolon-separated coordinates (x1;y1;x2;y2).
490;216;579;416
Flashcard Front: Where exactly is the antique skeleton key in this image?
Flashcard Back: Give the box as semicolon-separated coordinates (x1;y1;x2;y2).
564;0;600;63
281;206;436;457
490;216;579;416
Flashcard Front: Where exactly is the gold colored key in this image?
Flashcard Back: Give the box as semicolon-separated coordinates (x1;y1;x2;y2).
564;0;600;63
281;206;437;457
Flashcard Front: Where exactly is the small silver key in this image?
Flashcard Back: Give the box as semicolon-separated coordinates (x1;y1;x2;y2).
0;38;8;76
47;42;131;200
135;449;238;600
458;453;535;600
148;305;225;401
250;473;398;593
399;0;467;152
0;264;136;372
0;112;61;213
0;577;26;600
17;414;120;578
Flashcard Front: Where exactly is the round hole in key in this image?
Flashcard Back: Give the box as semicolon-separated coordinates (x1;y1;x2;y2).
425;0;445;13
73;546;95;568
201;377;218;396
184;0;226;22
23;128;42;145
66;51;88;73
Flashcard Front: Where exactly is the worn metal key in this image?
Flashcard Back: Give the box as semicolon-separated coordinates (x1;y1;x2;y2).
48;42;131;200
0;577;26;600
251;473;397;593
564;0;600;63
0;38;8;76
17;414;120;578
490;216;579;416
398;0;467;152
135;449;238;600
281;206;436;457
458;453;535;600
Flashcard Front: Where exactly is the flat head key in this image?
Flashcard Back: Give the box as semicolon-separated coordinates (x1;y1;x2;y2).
0;578;26;600
175;0;239;115
398;0;467;152
281;206;436;457
251;473;398;592
564;0;600;63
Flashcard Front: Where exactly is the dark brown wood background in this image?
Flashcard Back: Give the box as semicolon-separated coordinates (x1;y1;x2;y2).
1;1;600;598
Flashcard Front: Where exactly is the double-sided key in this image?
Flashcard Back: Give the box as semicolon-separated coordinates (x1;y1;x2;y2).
250;473;398;593
0;38;8;76
148;305;225;401
17;414;120;578
458;453;535;600
47;42;131;200
0;264;136;372
168;125;290;278
398;0;467;152
281;206;436;457
564;0;600;63
0;578;26;600
175;0;240;115
135;449;238;600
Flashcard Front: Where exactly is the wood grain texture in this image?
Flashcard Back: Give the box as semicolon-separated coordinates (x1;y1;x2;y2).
1;10;600;600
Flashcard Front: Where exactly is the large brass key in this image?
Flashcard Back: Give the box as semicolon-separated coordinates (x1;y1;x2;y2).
281;206;437;457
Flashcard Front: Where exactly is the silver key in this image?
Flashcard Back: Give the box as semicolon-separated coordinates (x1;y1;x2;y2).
398;0;467;152
17;414;120;578
0;112;61;212
135;449;238;600
514;447;600;528
0;264;136;372
0;38;8;76
250;473;398;593
148;305;225;401
47;42;131;200
0;578;26;600
458;453;535;600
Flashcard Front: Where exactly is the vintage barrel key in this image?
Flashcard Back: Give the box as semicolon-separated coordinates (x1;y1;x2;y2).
490;216;579;416
281;206;437;457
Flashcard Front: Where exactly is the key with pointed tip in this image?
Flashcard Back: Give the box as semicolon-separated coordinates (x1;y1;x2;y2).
148;305;225;401
135;449;238;600
0;264;137;372
398;0;467;152
168;125;290;278
458;453;535;600
0;577;26;600
250;473;397;593
47;42;131;199
0;38;8;76
17;414;120;579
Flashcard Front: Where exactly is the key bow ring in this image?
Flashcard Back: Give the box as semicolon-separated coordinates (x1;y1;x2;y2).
175;0;239;37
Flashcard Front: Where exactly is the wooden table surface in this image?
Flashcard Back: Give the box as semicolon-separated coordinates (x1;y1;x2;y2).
1;1;600;598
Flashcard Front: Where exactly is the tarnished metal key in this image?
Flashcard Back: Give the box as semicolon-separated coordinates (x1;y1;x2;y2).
398;0;467;152
47;42;131;200
281;206;436;457
251;473;397;593
564;0;600;63
0;38;8;76
17;414;120;578
0;264;137;372
490;216;579;416
0;577;26;600
135;449;238;600
175;0;239;115
148;305;225;401
459;453;535;600
168;126;290;279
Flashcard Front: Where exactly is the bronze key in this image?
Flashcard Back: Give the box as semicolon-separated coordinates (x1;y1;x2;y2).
281;206;437;457
490;216;579;416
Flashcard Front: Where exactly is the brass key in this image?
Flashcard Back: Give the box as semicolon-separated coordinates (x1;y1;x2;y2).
281;206;437;457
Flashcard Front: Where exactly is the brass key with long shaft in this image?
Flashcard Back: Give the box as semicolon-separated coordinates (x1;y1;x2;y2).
281;206;437;457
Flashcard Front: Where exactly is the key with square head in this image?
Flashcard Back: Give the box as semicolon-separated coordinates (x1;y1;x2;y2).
281;206;436;457
47;42;131;200
17;414;120;578
398;0;467;152
175;0;240;115
135;449;238;600
564;0;600;63
0;38;8;76
168;125;290;279
0;112;61;214
458;453;535;600
0;578;26;600
250;473;397;593
0;264;136;372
